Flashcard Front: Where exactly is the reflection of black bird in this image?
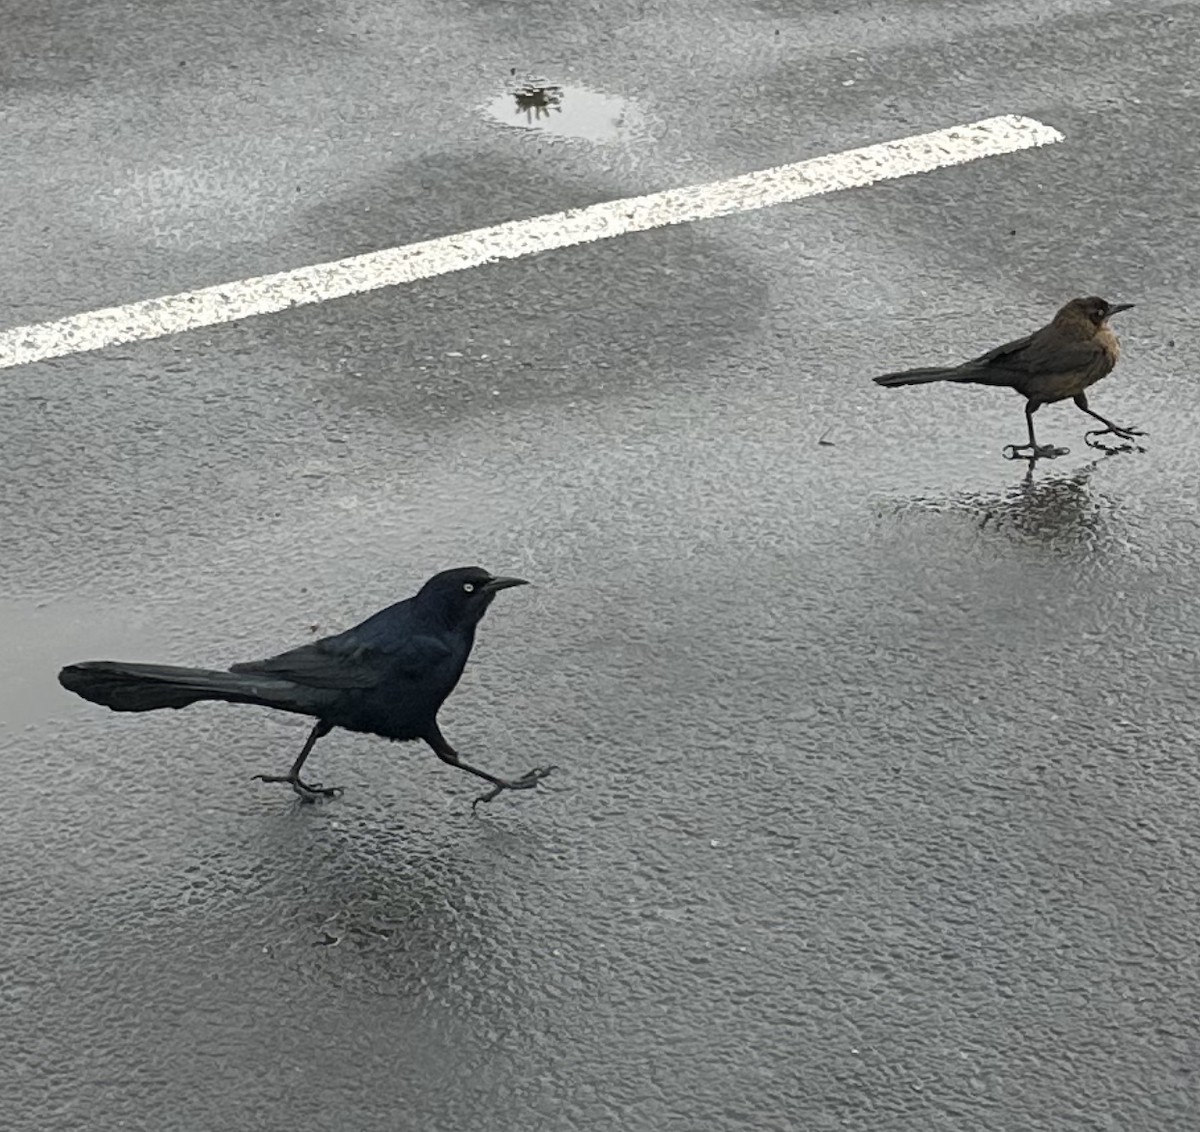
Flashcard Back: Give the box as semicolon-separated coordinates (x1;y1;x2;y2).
58;567;554;808
873;297;1143;459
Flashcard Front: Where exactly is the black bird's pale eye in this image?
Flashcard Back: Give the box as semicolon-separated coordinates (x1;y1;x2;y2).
463;582;476;594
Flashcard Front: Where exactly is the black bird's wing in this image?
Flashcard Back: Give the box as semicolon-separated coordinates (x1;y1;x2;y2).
230;633;454;689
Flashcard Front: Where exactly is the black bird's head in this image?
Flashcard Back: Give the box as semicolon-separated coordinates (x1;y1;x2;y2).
415;566;529;628
1058;296;1135;329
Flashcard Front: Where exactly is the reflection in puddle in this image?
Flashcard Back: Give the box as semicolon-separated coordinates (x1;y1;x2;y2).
888;457;1123;552
485;76;635;143
511;81;564;123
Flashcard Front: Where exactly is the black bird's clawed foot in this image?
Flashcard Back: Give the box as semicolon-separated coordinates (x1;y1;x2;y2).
1084;425;1147;453
1003;442;1069;461
471;765;557;811
252;772;344;803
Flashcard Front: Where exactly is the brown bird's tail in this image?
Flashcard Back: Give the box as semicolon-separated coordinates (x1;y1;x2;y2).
874;358;1021;388
873;364;973;387
58;661;308;714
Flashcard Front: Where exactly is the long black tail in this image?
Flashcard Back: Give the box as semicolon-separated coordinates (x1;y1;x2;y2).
58;661;314;715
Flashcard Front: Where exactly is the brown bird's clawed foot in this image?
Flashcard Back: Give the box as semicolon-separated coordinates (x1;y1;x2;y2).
1003;442;1069;461
471;765;557;811
1084;425;1147;453
252;772;344;802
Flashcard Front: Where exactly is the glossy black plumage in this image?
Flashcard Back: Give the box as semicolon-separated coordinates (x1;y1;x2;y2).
58;566;554;807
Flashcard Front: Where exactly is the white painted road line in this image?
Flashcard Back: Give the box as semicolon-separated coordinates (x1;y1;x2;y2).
0;114;1062;371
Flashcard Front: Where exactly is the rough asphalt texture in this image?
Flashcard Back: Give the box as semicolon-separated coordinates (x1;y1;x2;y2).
4;1;1200;1129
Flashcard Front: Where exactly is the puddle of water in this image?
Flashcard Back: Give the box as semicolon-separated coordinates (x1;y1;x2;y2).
0;599;168;729
485;82;635;144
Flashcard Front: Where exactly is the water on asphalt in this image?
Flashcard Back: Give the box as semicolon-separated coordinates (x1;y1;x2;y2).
4;1;1200;1129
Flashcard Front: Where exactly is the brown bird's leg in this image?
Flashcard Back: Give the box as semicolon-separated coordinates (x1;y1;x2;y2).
253;720;342;801
1003;399;1069;461
1074;394;1146;451
424;724;555;810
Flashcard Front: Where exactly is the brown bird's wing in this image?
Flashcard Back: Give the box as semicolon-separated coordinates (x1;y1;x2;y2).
1017;331;1110;375
926;330;1042;387
980;329;1105;373
959;328;1112;394
969;331;1037;368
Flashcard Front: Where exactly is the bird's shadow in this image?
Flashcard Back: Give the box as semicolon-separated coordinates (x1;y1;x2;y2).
248;801;558;993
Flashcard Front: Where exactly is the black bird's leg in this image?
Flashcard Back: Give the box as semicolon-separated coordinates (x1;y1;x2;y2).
1074;394;1146;451
425;725;555;810
1004;400;1069;461
253;720;342;801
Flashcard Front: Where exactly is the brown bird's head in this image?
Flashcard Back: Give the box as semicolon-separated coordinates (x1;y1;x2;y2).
1055;296;1135;329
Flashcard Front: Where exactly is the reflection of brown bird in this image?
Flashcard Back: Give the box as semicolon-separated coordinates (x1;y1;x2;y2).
873;297;1143;459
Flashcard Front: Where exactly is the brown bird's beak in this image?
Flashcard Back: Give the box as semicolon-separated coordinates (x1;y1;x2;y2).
1107;303;1135;316
481;575;529;593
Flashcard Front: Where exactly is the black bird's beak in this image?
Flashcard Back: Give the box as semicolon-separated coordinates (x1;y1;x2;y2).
481;575;529;594
1107;303;1135;316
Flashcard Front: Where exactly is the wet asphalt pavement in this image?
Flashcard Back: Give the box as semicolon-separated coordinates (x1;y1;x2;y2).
5;1;1200;1128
